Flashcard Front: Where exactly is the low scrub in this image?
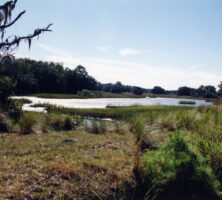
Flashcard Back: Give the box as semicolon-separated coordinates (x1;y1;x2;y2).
18;113;37;135
140;132;221;200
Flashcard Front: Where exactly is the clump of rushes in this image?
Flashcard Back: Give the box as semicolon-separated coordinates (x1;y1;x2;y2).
130;114;145;143
115;121;128;135
140;132;222;200
19;113;37;135
87;120;106;134
159;114;176;132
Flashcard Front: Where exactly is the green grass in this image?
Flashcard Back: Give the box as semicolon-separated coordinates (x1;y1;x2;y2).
42;104;193;120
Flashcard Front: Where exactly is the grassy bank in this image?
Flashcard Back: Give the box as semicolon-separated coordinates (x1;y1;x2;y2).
29;92;146;99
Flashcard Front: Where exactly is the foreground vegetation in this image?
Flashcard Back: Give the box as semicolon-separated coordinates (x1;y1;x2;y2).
1;103;222;199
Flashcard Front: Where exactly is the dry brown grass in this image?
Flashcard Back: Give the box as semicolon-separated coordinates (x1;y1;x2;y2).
0;130;135;199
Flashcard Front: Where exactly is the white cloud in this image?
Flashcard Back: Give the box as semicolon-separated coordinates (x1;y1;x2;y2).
119;48;142;56
96;46;108;51
35;44;222;90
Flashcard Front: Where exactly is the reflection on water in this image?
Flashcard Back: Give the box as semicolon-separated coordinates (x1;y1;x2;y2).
12;96;213;112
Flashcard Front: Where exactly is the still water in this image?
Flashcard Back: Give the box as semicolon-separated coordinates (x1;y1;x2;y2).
12;96;213;112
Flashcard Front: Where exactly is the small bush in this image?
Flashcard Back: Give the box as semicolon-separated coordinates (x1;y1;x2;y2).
0;114;10;133
45;113;75;131
19;113;37;135
140;132;221;200
8;100;23;122
64;115;73;131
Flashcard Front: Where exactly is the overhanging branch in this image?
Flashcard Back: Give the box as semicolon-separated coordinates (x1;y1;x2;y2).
0;23;53;50
0;10;25;29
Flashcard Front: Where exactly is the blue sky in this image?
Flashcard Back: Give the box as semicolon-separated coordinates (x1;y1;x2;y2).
6;0;222;90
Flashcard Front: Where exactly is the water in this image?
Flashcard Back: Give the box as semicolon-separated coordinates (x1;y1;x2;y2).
12;96;213;112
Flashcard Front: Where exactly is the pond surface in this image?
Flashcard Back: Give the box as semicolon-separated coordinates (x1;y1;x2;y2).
12;96;213;112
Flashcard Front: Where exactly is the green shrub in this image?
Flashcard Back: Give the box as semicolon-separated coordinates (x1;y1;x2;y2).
45;113;75;131
7;100;23;122
140;132;221;200
64;115;73;131
19;113;37;135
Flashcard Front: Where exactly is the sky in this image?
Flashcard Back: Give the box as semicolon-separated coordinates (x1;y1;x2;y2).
5;0;222;90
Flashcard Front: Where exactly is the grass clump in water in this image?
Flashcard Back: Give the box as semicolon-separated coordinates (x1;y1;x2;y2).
179;100;196;105
86;120;107;134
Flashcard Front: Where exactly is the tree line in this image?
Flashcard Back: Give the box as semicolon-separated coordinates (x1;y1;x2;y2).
151;85;221;98
0;58;221;98
0;58;148;95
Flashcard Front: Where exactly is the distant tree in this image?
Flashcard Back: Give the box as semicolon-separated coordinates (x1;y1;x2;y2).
132;86;144;95
177;86;194;96
202;85;217;98
112;81;123;93
152;86;165;94
102;83;113;92
74;65;97;92
218;81;222;97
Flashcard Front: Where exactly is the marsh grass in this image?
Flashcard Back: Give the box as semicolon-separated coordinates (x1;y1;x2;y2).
38;103;192;119
179;100;196;105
